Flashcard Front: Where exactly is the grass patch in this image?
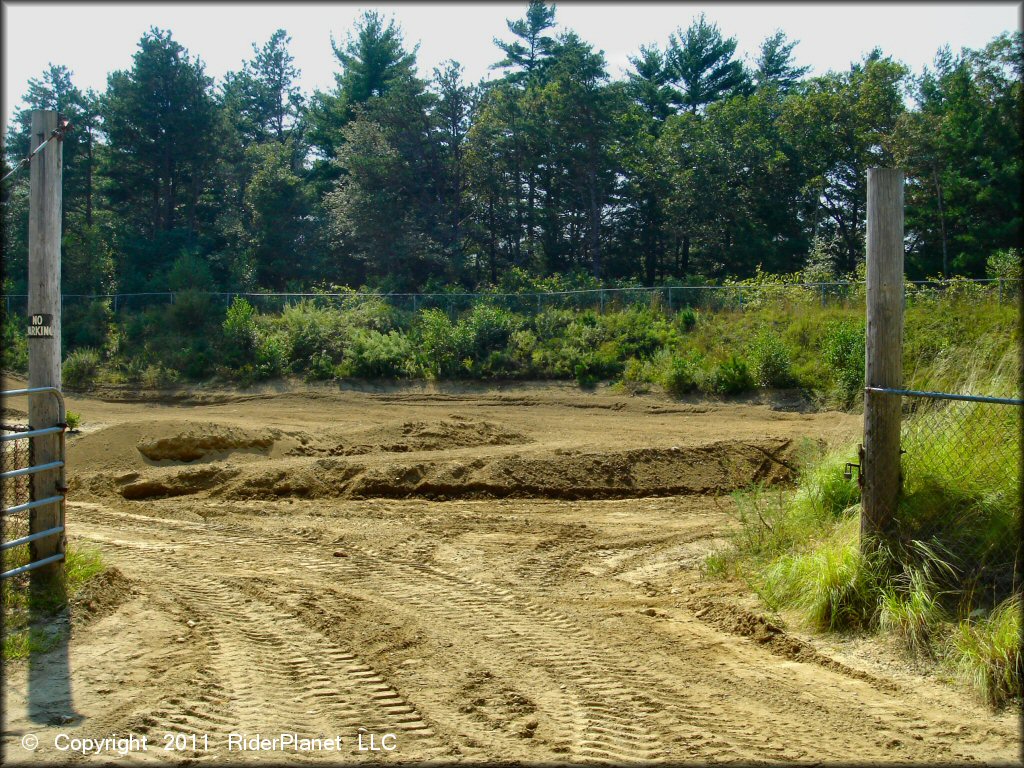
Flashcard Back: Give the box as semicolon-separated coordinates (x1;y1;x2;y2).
947;595;1023;706
708;385;1022;706
1;545;106;661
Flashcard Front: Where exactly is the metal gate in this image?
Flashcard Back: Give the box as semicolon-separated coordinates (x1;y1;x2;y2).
1;386;68;579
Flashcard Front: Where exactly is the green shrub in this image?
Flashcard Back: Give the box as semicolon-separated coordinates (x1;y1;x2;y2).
342;329;412;379
659;351;702;396
508;329;538;374
822;320;865;403
706;356;754;395
65;410;82;430
599;305;678;359
166;250;215;291
64;299;113;350
879;567;947;658
531;307;575;342
254;332;288;380
986;248;1022;281
748;326;794;388
167;289;217;335
677;308;697;331
222;297;259;367
1;315;28;371
461;303;521;366
141;364;179;388
307;350;336;381
416;308;468;378
338;296;399;333
62;348;102;389
274;300;346;372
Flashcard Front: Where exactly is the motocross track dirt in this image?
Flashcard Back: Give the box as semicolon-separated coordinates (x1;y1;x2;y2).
2;378;1020;765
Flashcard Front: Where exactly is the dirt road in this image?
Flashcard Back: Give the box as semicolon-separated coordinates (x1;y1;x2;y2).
2;380;1019;764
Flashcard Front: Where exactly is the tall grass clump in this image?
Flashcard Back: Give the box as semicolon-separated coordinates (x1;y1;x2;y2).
947;594;1022;706
2;545;106;661
759;516;885;631
62;347;102;388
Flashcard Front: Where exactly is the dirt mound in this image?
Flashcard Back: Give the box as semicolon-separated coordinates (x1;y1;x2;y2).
190;438;796;503
70;420;294;477
396;415;530;450
137;425;277;462
290;415;531;457
71;566;135;625
691;598;898;692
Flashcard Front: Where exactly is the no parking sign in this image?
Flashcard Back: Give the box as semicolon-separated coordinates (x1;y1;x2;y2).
27;313;54;338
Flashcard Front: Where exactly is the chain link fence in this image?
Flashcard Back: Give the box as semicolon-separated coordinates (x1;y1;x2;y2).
2;278;1019;321
1;423;32;574
897;390;1022;601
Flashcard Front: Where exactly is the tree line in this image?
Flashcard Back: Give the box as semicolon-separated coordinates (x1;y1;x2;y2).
2;2;1020;297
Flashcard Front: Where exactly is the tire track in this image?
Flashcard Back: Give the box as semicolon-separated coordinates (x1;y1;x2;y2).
71;526;448;763
70;503;981;764
72;506;765;762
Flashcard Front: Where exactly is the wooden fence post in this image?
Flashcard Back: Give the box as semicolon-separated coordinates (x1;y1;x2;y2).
28;109;64;581
862;167;904;549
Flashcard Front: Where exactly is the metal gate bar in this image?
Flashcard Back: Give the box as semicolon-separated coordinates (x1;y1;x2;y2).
1;386;67;580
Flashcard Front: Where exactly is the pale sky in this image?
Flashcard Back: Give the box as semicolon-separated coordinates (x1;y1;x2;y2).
2;1;1020;122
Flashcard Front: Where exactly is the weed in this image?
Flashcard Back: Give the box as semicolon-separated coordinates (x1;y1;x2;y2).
947;594;1022;706
706;356;754;395
748;326;794;388
2;545;106;661
62;348;102;389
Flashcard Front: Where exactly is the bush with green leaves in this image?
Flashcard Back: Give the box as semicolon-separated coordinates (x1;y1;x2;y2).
167;290;219;335
415;308;469;379
1;315;28;372
140;364;179;388
461;303;521;364
676;307;698;331
821;320;865;403
637;348;703;396
572;347;623;388
221;297;260;368
64;299;113;350
166;249;215;291
65;410;82;430
62;348;102;389
985;248;1022;281
598;305;679;359
747;326;794;388
254;332;288;380
342;329;413;379
274;300;347;372
337;296;400;333
706;356;754;395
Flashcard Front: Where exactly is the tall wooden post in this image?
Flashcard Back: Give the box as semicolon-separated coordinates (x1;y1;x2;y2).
28;110;64;581
862;167;904;548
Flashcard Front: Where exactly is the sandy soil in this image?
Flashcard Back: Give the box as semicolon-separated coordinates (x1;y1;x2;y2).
2;378;1020;765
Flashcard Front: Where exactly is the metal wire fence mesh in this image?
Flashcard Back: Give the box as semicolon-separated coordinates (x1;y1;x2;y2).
898;392;1022;598
2;277;1019;321
1;427;32;573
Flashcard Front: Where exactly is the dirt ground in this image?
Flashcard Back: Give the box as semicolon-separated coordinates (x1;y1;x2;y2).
2;377;1020;765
